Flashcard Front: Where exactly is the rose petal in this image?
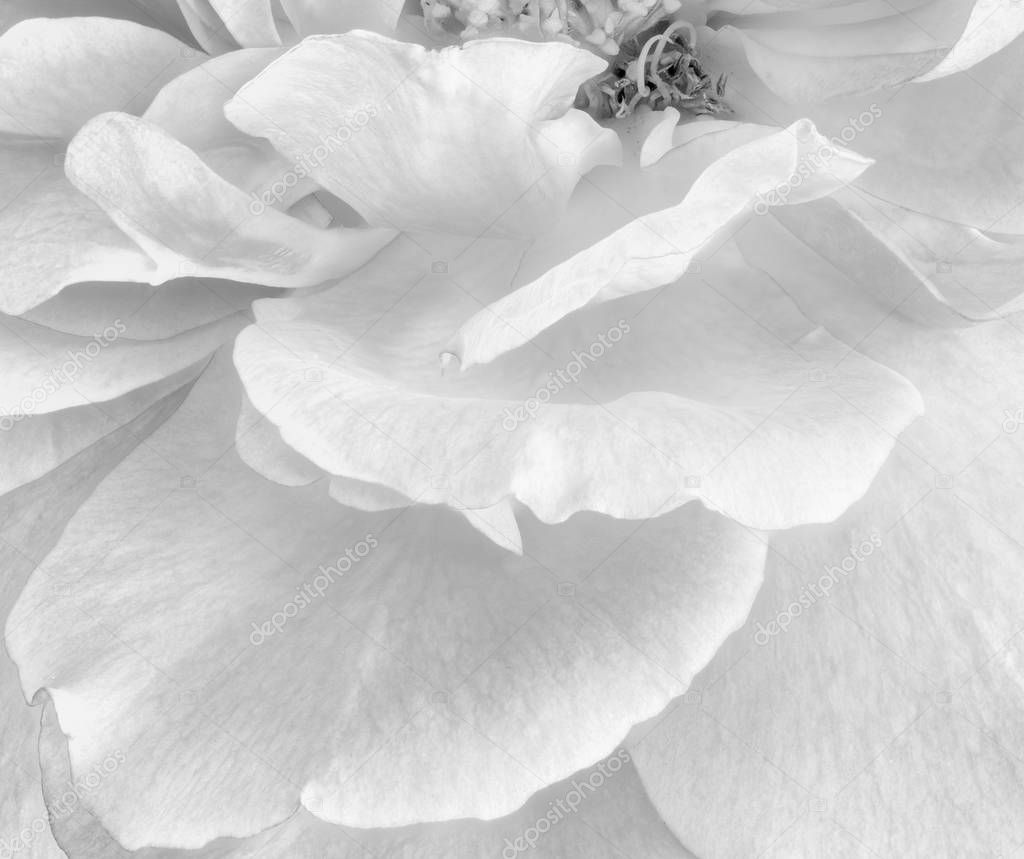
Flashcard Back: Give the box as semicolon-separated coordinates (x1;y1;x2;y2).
6;351;765;847
143;48;284;151
0;365;201;497
198;0;283;47
723;0;1024;99
448;120;871;370
0;145;158;315
225;32;619;237
0;1;193;41
22;278;270;340
278;0;404;37
915;0;1024;80
768;188;1024;322
705;24;1024;231
65;112;396;289
174;0;240;53
0;311;240;417
235;228;921;531
38;704;694;859
626;227;1024;857
0;378;191;859
236;393;324;487
0;17;200;139
721;0;970;104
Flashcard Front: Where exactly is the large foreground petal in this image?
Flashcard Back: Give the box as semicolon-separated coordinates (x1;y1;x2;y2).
6;351;765;848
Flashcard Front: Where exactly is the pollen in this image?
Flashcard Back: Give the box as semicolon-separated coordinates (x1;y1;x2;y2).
578;19;731;118
424;1;730;118
422;0;680;48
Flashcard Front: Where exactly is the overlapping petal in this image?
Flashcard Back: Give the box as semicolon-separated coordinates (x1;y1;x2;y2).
0;145;157;315
0;367;201;498
0;380;192;859
0;1;192;39
626;209;1024;857
6;351;765;847
722;0;1024;102
234;221;922;533
65;112;396;289
37;700;693;859
0;3;1017;855
771;189;1024;321
225;32;620;237
172;0;403;52
0;17;200;139
704;23;1024;231
449;120;871;368
0;311;239;417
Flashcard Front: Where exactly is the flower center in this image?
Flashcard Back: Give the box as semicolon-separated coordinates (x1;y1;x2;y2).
579;19;730;118
421;1;730;118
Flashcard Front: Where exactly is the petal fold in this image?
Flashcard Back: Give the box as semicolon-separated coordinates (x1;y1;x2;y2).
7;352;765;846
449;120;871;370
65;112;396;289
225;32;618;237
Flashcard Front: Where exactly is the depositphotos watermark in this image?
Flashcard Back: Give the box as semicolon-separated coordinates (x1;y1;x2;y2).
502;750;630;857
249;534;378;645
753;105;882;215
500;319;631;431
753;532;882;645
248;104;378;215
0;750;125;858
0;320;126;432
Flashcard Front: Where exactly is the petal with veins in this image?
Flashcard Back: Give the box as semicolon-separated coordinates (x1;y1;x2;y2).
65;112;396;289
915;0;1024;80
6;350;765;846
143;48;285;151
769;189;1024;322
449;120;871;370
0;365;201;498
225;32;619;237
628;312;1024;856
0;145;157;315
704;25;1024;231
21;278;270;340
236;393;324;487
0;311;241;416
0;17;200;139
0;1;193;38
0;378;191;859
234;229;921;531
38;697;693;859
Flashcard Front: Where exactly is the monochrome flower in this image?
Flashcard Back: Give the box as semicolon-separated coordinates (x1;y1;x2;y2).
2;1;1023;856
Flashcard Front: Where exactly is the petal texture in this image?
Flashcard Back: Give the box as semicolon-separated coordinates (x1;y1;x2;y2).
65;112;396;289
450;120;871;369
225;32;618;237
0;145;157;315
0;17;199;139
235;225;922;532
7;351;765;847
627;219;1024;857
0;378;191;859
